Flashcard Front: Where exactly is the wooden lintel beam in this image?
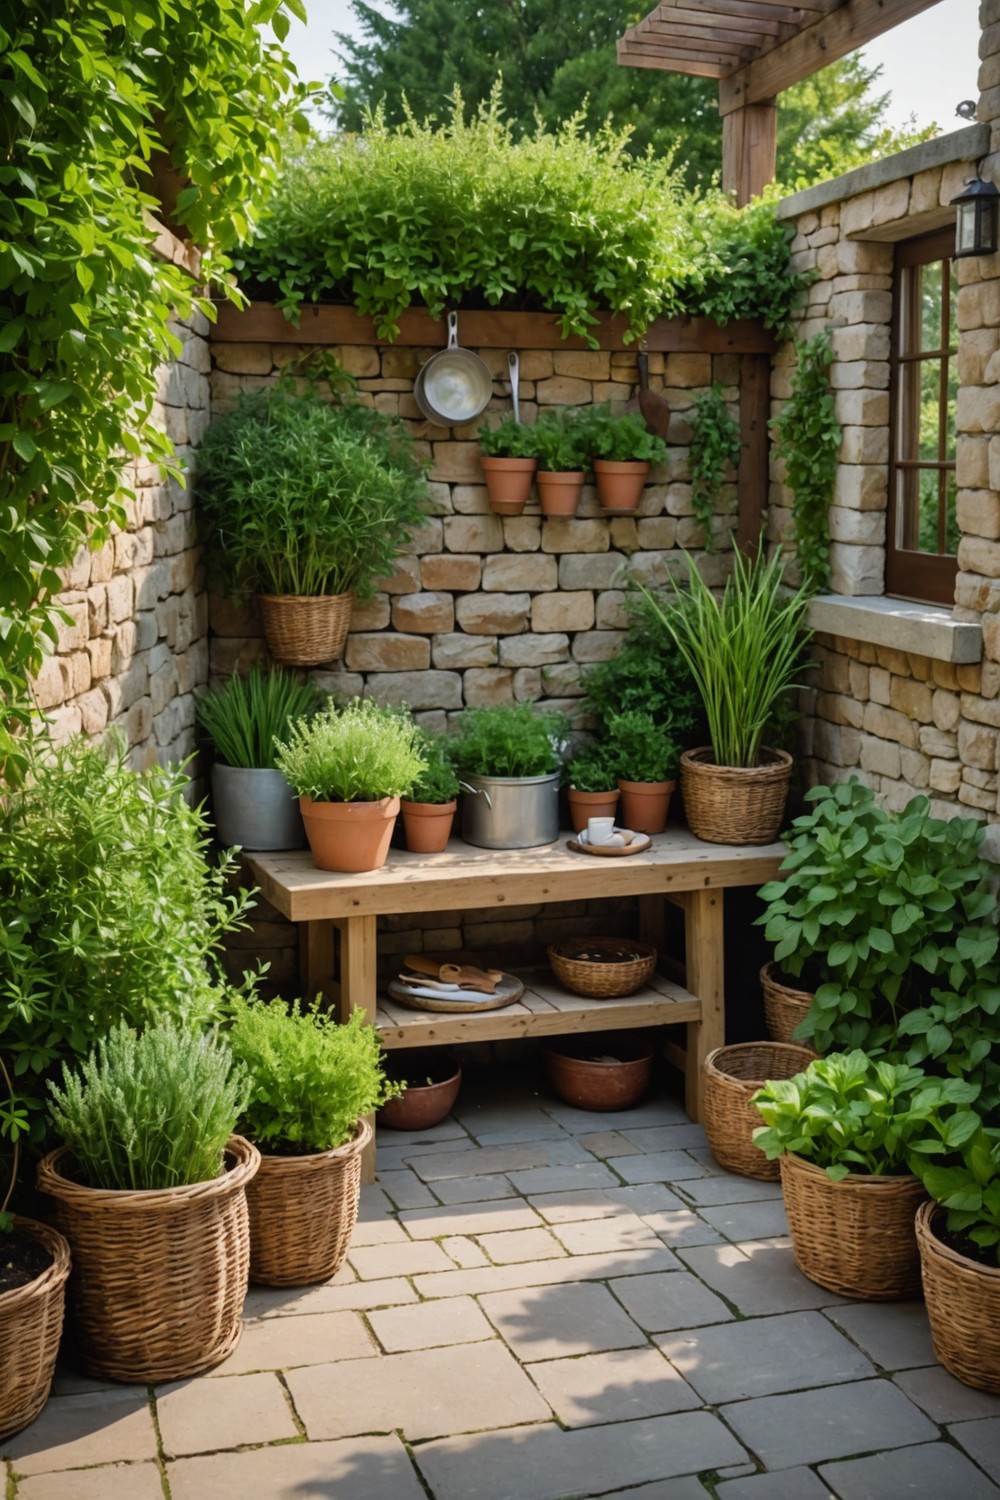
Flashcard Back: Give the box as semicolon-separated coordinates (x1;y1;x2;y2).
643;9;786;38
617;40;727;75
643;19;769;49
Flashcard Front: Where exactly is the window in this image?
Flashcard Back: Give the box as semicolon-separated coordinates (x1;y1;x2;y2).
886;227;958;606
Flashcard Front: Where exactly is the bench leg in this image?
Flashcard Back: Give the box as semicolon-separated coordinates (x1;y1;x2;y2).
338;914;379;1184
683;888;724;1122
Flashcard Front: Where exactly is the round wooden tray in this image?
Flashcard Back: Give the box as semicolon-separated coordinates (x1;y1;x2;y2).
386;974;525;1013
566;831;652;858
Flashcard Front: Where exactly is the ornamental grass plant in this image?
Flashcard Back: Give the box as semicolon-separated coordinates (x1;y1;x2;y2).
275;698;427;803
196;667;323;769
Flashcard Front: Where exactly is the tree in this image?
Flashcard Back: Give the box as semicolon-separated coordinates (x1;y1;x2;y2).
331;0;934;189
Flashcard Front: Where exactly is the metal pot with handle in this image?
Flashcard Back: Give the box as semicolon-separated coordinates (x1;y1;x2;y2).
414;311;493;426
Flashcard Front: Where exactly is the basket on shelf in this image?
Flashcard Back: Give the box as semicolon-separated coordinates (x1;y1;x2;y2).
258;592;353;667
702;1041;816;1180
760;961;816;1049
548;938;657;999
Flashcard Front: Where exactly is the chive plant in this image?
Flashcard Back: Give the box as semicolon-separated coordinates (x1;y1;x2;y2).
196;668;322;770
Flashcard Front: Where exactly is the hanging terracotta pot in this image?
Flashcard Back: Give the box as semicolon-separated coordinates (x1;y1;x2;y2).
617;778;675;835
594;460;649;513
536;471;585;517
566;786;620;834
480;457;537;516
300;796;400;872
400;799;457;853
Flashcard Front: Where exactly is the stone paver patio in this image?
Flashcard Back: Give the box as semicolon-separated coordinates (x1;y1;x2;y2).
4;1067;1000;1499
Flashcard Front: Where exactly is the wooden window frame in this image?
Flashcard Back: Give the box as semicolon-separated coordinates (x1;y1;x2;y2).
885;226;958;607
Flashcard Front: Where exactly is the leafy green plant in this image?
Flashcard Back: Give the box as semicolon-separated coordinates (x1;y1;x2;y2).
581;595;701;747
915;1125;1000;1267
566;740;619;792
275;698;427;802
448;703;566;778
227;999;399;1154
196;388;428;600
584;408;667;465
752;1050;980;1181
607;710;680;784
47;1020;248;1192
677;191;807;335
642;548;811;768
770;329;841;594
196;667;323;770
408;735;462;804
689;384;742;551
478;414;539;460
0;735;255;1140
532;408;592;472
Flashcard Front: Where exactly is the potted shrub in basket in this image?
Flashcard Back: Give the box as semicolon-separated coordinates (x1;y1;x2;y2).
400;734;462;853
38;1019;257;1383
196;666;323;851
606;709;680;835
531;408;590;517
196;387;428;666
565;739;621;833
275;698;427;872
584;406;667;514
478;413;539;516
448;703;566;849
227;998;399;1286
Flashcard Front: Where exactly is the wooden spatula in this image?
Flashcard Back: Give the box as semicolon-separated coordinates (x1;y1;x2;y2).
404;954;501;991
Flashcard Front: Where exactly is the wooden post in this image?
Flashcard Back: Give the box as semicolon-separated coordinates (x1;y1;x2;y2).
737;352;771;556
721;98;777;207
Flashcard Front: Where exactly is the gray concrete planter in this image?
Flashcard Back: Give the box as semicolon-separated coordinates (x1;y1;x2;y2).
210;764;305;851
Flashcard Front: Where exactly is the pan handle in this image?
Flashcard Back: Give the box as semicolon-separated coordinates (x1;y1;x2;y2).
447;309;459;349
508;351;520;424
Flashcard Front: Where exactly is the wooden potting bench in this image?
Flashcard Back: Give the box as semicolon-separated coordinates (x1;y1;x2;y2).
248;828;784;1170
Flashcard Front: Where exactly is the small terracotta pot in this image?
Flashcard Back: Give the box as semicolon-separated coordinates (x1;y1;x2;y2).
400;799;457;853
480;456;536;515
536;470;585;517
617;778;675;835
300;796;400;872
543;1032;653;1111
594;460;649;513
567;786;620;834
378;1051;462;1131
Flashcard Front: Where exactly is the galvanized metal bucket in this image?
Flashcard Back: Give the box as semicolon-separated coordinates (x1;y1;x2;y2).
459;772;561;849
211;765;306;851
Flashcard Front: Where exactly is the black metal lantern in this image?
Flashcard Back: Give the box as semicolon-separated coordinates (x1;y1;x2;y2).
951;173;1000;258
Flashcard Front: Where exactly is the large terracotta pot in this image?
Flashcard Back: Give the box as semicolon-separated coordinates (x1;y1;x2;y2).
567;786;620;834
400;799;457;854
617;778;675;835
300;796;400;872
480;456;536;515
594;459;649;513
536;470;585;517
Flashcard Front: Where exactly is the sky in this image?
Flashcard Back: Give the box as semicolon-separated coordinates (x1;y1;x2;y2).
283;0;982;137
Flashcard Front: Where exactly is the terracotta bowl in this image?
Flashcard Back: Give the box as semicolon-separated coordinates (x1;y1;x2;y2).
542;1032;653;1111
378;1050;462;1131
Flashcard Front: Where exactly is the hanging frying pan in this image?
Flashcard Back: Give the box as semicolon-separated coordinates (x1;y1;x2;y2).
414;311;494;426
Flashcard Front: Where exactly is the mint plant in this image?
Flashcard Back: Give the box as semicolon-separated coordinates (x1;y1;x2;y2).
584;408;667;464
915;1126;1000;1266
566;740;620;792
448;704;566;779
606;710;680;784
532;409;591;472
478;414;539;460
408;734;462;804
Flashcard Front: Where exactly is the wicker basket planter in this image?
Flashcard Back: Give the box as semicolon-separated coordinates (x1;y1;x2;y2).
37;1135;259;1383
258;592;353;667
680;747;792;846
760;961;816;1049
548;938;657;999
779;1151;926;1300
0;1218;71;1442
245;1118;372;1288
702;1042;816;1180
916;1202;1000;1393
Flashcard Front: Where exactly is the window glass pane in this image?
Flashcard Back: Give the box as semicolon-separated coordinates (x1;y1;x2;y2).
920;261;943;350
918;360;942;461
946;262;958;349
946;360;957;458
944;471;959;554
917;471;942;552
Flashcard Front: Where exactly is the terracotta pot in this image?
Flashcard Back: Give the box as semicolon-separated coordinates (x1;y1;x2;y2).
543;1032;653;1111
0;1218;71;1442
300;796;400;872
480;456;536;515
536;470;585;517
594;459;649;513
617;778;675;835
378;1051;462;1131
567;786;620;834
400;799;457;853
916;1202;1000;1393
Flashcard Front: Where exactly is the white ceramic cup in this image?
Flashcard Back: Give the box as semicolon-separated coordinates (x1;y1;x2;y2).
587;816;616;845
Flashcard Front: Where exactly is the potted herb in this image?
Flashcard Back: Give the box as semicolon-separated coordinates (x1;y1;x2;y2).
196;666;323;851
478;413;538;516
400;734;462;853
449;703;566;849
227;999;399;1286
752;1050;977;1301
275;698;427;872
531;408;590;517
581;592;703;747
606;709;680;835
584;406;667;514
378;1049;462;1132
196;388;428;666
38;1020;257;1382
565;739;620;833
642;548;810;845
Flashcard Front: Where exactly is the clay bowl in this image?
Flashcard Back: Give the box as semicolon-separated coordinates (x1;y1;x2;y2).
542;1032;653;1111
378;1050;462;1131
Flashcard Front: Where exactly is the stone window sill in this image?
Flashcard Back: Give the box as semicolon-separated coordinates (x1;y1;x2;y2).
807;595;982;665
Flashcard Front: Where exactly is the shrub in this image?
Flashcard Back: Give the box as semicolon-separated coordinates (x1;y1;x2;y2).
196;667;324;770
566;740;619;792
581;594;701;745
915;1125;1000;1267
448;703;565;778
607;710;680;784
275;698;427;802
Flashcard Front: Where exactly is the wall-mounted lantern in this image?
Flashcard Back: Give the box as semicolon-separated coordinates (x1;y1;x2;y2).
951;172;1000;258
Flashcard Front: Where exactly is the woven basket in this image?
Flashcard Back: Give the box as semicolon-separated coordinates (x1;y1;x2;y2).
760;962;817;1049
246;1117;372;1287
916;1202;1000;1393
0;1218;71;1442
780;1151;926;1299
702;1042;816;1180
37;1135;259;1383
258;592;353;666
548;938;657;998
680;747;792;846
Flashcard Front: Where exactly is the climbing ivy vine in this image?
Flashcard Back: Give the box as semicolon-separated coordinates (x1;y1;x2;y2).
770;329;842;594
689;384;742;551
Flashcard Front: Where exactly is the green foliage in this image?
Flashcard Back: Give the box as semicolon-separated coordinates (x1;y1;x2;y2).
753;1050;980;1181
409;734;461;804
0;4;307;780
606;710;680;785
642;549;811;768
566;739;619;793
196;667;323;770
449;703;565;778
771;330;841;594
532;408;593;472
689;385;742;552
674;192;806;335
915;1126;1000;1267
757;779;1000;1107
275;698;427;802
0;735;255;1140
227;999;399;1153
478;414;539;460
583;408;667;465
47;1020;248;1191
196;388;428;601
581;595;701;746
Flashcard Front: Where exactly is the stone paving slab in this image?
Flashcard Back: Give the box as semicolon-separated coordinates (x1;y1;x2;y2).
243;1275;418;1319
428;1171;521;1204
678;1238;850;1315
524;1346;700;1426
607;1150;710;1183
210;1308;377;1374
893;1363;1000;1422
16;1461;165;1500
659;1311;876;1402
155;1371;297;1457
480;1281;649;1360
412;1244;679;1299
1;1389;157;1476
950;1417;1000;1474
715;1466;834;1499
168;1434;428;1500
368;1295;495;1351
697;1197;790;1242
477;1225;568;1262
610;1270;735;1332
398;1200;542;1238
819;1440;1000;1499
822;1301;936;1371
720;1378;939;1470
